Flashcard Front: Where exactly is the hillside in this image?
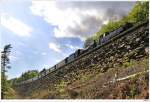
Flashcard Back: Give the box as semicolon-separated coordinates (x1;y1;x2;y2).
12;20;149;99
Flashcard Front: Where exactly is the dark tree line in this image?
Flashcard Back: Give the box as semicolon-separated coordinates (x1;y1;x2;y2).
11;70;39;84
1;44;12;99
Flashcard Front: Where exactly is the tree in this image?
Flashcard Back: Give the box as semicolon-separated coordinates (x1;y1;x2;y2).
21;70;39;81
127;1;149;23
1;44;12;99
12;70;39;84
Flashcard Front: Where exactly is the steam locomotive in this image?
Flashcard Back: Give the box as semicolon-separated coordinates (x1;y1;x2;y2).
19;22;133;85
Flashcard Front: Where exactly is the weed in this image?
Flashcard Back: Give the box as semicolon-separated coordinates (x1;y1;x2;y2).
123;60;135;68
67;89;79;99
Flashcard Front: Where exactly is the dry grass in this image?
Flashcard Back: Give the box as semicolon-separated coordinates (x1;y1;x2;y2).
14;57;149;99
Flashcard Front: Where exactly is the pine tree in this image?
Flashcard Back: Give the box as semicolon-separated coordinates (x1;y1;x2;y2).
1;44;12;99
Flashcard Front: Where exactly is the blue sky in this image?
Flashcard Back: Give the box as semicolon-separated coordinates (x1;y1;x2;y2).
0;0;135;79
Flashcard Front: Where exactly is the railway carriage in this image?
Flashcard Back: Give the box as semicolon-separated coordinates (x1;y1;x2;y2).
123;22;133;29
50;66;55;71
45;69;49;75
79;49;86;55
27;78;32;83
68;53;75;63
100;23;133;45
80;47;89;55
75;49;83;57
32;76;38;81
39;69;46;77
56;58;67;69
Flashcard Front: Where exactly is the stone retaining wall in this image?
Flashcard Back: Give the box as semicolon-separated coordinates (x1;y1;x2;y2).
15;21;149;97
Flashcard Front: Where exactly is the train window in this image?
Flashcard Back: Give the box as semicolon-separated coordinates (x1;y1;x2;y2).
105;33;109;36
77;49;80;55
103;32;109;37
65;57;68;63
103;33;106;37
93;40;97;47
98;35;102;43
99;36;101;39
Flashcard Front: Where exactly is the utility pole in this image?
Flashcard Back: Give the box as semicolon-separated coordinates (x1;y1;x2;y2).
1;44;12;99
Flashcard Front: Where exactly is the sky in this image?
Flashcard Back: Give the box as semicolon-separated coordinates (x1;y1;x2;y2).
0;0;136;79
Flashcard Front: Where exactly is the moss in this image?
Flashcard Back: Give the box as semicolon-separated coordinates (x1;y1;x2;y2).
129;84;137;98
122;59;135;68
140;58;149;70
55;80;69;98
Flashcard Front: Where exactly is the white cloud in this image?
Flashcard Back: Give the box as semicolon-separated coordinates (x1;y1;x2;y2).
1;14;32;37
42;64;49;68
30;1;101;40
9;55;18;62
0;48;2;52
49;42;61;53
30;1;135;40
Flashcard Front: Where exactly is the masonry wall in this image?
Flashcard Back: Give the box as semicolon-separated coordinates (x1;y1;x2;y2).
15;21;149;97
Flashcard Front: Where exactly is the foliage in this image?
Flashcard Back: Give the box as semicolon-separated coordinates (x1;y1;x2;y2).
20;70;39;81
56;80;67;93
129;83;138;98
123;60;135;68
1;44;12;99
55;80;69;98
127;1;149;23
84;1;149;46
11;70;39;84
